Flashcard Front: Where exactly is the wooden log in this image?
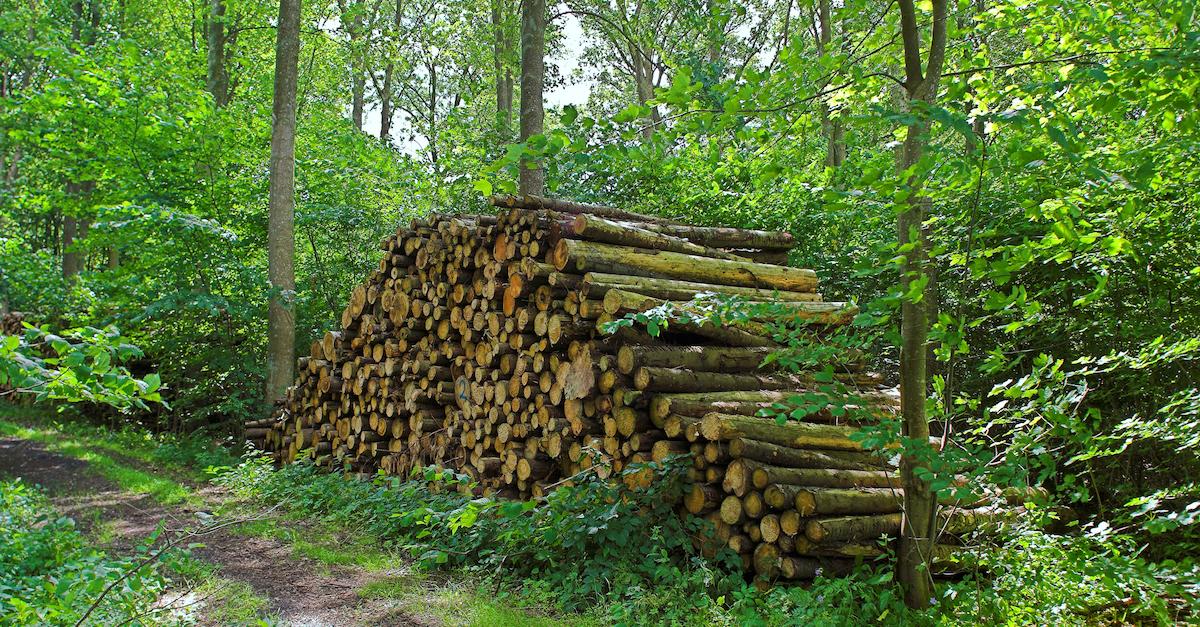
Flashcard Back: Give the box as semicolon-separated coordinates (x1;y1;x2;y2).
635;368;881;394
582;272;819;303
803;506;1014;544
752;542;780;579
777;556;857;580
684;483;723;514
649;390;898;422
551;239;819;293
633;223;796;251
747;461;901;490
604;288;856;327
490;194;675;225
728;438;892;471
701;413;864;451
792;488;901;516
556;214;750;261
719;495;745;525
617;345;774;375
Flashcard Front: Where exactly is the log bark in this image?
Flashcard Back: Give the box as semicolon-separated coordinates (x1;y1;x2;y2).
649;390;897;422
582;272;820;303
618;345;765;375
728;438;891;471
629;222;796;250
805;512;904;544
556;213;748;261
700;413;867;451
636;368;881;394
552;239;819;292
793;487;903;516
491;194;674;225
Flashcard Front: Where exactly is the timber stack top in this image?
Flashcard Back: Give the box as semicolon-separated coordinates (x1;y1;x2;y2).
250;194;1024;581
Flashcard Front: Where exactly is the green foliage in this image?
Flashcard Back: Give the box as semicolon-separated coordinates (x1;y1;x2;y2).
216;455;742;619
0;324;161;410
0;480;168;625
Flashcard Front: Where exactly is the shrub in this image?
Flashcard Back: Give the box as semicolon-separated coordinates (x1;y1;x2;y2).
216;455;743;616
0;480;168;625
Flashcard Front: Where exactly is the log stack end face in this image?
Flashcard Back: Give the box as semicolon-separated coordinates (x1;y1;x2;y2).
252;194;994;583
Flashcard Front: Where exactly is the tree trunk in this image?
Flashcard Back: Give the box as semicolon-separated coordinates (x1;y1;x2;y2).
377;0;403;142
379;63;393;140
518;0;545;195
266;0;302;404
61;213;80;279
816;0;845;169
62;181;94;280
492;0;514;133
894;0;948;609
206;0;229;107
631;45;659;139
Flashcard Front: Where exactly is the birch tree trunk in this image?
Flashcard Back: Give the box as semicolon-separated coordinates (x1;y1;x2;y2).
266;0;301;404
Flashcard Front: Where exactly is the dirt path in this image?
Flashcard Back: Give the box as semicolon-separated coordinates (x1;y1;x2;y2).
0;437;438;626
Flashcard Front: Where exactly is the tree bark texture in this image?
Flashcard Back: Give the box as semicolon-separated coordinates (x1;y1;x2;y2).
265;0;301;404
518;0;545;195
206;0;229;107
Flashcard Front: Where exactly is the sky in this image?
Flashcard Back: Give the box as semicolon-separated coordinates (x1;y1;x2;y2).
359;12;593;152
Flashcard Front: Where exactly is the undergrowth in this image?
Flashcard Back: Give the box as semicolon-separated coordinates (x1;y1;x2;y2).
215;455;741;620
0;405;240;479
0;479;170;625
215;455;1199;626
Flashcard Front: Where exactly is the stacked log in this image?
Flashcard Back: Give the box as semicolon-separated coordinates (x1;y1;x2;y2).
250;194;1015;581
1;312;28;336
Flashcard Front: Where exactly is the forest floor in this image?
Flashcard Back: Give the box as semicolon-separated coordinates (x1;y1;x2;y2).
0;415;572;626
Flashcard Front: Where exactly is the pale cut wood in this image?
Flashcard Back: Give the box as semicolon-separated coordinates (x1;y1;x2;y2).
552;239;819;292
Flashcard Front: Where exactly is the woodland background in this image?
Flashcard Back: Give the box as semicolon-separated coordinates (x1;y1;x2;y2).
1;0;1199;622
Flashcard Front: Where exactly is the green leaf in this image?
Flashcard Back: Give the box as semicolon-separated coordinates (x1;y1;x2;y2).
562;104;578;125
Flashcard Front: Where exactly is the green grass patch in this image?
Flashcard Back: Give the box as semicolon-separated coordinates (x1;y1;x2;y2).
194;578;275;625
356;574;588;627
167;553;276;624
357;574;425;600
435;590;588;627
0;404;240;481
228;514;399;572
0;418;197;506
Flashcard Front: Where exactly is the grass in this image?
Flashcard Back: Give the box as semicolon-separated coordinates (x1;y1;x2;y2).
228;515;400;573
0;418;198;506
0;404;239;481
0;407;591;626
224;507;590;626
168;554;276;625
194;578;276;625
356;574;593;627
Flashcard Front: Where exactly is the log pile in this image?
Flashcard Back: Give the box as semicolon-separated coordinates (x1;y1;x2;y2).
1;312;28;336
250;194;1015;581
